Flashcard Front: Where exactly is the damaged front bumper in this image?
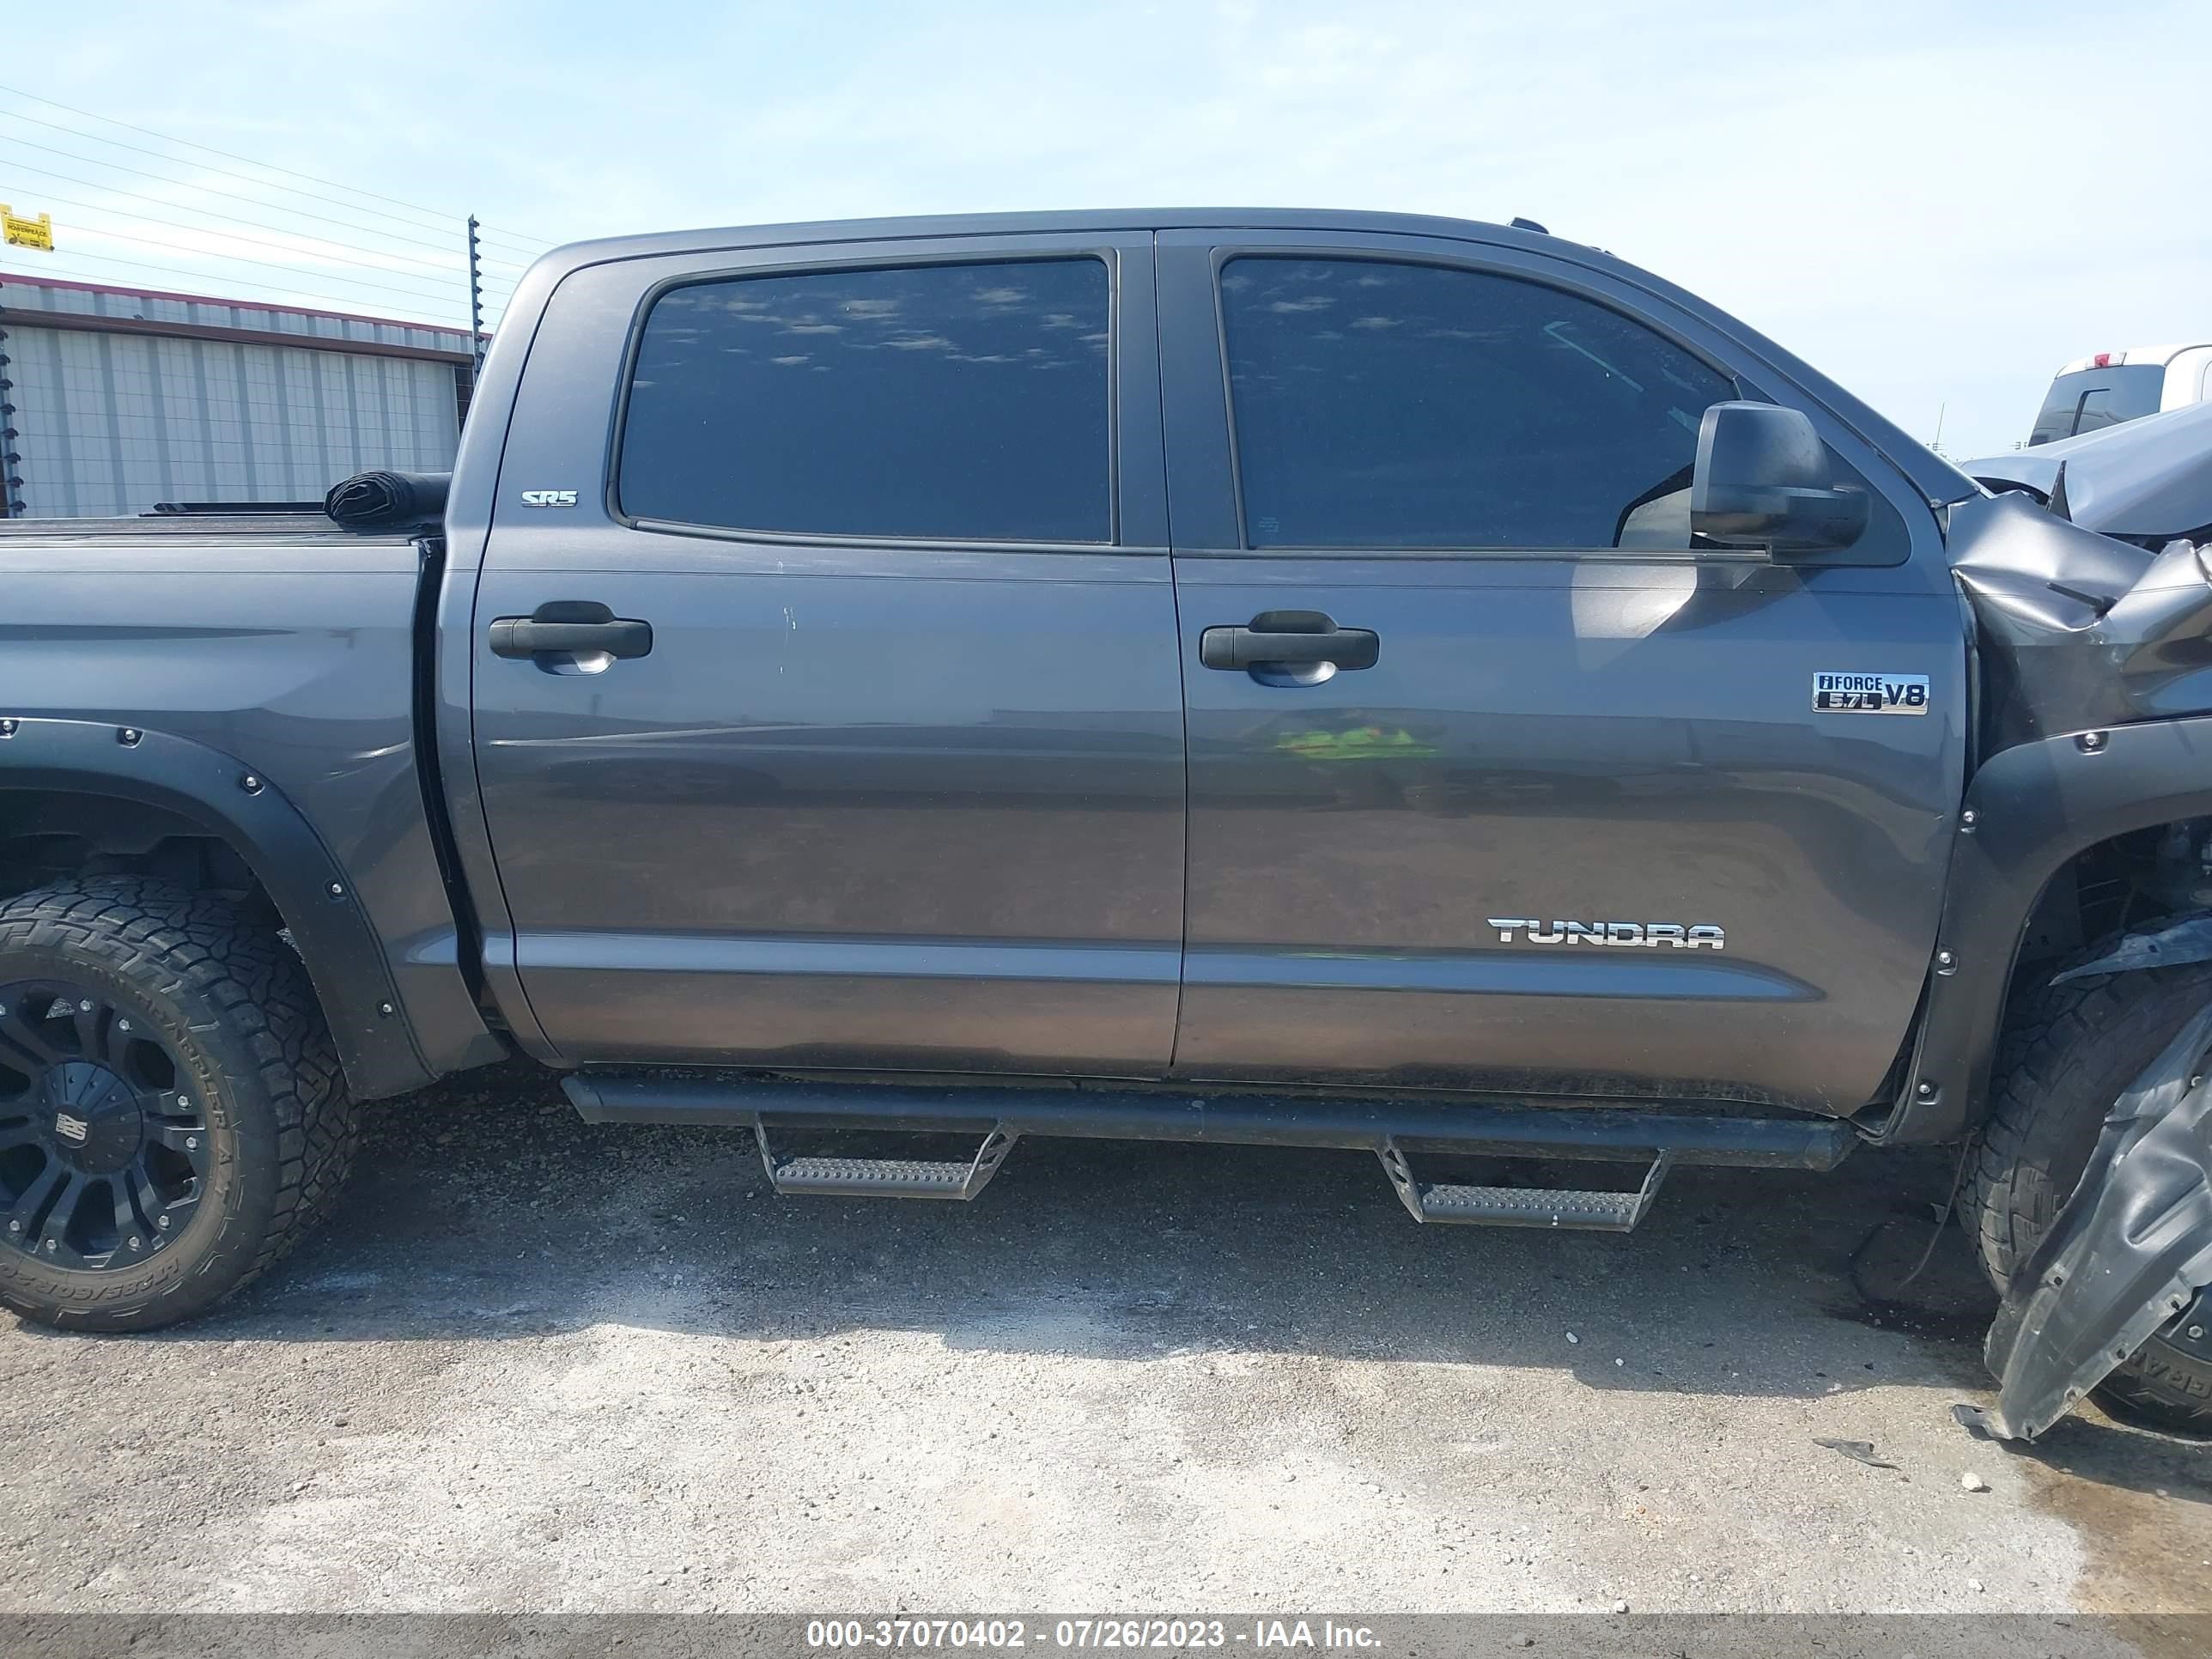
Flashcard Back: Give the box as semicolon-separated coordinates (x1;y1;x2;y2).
1978;1001;2212;1439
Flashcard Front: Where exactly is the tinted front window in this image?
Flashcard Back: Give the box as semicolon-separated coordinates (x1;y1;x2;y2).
620;258;1111;542
1219;258;1735;550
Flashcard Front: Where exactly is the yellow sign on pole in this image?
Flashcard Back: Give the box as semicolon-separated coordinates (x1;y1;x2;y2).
1;204;56;251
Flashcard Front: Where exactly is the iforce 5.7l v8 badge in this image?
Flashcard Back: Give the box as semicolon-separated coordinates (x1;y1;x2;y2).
1813;672;1929;715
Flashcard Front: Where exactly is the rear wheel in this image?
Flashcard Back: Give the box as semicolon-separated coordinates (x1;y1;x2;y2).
1962;962;2212;1433
0;878;356;1331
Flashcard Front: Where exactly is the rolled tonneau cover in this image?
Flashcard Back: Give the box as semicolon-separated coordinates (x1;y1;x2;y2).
323;470;452;530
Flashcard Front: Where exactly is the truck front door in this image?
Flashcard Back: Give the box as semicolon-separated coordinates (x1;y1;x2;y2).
1156;230;1966;1114
467;233;1184;1076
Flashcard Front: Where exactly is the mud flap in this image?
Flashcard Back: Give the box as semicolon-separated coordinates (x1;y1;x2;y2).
1978;1003;2212;1439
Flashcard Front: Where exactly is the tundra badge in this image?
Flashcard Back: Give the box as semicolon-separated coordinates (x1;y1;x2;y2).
1814;672;1929;714
1487;920;1726;950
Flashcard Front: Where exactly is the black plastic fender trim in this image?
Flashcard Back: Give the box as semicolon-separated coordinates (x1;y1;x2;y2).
0;717;436;1099
1879;715;2212;1145
1975;1000;2212;1440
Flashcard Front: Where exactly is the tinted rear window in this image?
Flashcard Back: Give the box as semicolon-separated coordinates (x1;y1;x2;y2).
619;258;1112;542
2029;365;2164;446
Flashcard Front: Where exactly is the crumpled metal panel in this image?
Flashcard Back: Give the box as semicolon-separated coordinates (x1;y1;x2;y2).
2053;913;2212;983
1978;1001;2212;1439
1946;489;2212;753
1966;397;2212;544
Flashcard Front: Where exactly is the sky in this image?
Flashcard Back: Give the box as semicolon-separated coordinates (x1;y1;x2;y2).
2;0;2207;460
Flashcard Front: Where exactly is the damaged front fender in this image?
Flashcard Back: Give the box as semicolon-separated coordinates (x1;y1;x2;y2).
1978;1001;2212;1440
1947;489;2212;756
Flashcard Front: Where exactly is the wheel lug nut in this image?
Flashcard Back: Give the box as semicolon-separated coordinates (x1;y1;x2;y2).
128;1237;141;1250
185;1137;198;1150
117;1018;131;1032
177;1096;189;1109
156;1216;170;1230
78;1000;92;1012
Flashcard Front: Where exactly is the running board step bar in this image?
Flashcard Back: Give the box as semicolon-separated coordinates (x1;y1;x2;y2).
756;1123;1015;1201
1380;1140;1673;1231
562;1075;1856;1170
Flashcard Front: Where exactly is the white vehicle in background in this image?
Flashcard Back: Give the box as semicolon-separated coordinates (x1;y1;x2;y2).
2029;343;2212;445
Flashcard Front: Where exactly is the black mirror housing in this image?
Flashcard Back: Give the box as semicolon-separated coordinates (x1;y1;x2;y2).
1692;402;1870;554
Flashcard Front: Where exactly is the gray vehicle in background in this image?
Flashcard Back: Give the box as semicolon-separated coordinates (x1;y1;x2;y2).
3;210;2210;1439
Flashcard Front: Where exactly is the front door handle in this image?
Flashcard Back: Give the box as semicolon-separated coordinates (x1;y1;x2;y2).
489;601;653;662
1200;611;1379;672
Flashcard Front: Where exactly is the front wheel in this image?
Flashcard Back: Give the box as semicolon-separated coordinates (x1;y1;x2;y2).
1962;962;2212;1434
0;878;356;1331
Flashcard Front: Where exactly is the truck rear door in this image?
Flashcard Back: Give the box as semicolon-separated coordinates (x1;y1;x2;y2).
467;232;1184;1076
1155;228;1967;1114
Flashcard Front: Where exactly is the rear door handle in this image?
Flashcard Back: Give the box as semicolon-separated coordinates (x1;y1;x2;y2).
1200;611;1379;672
489;601;653;661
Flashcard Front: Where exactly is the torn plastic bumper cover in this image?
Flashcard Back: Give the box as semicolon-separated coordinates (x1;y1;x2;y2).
1979;1001;2212;1439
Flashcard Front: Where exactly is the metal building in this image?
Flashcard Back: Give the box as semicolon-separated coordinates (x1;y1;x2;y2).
0;274;476;519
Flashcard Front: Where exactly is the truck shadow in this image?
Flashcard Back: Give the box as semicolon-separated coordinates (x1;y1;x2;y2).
238;1066;1991;1386
25;1063;2207;1507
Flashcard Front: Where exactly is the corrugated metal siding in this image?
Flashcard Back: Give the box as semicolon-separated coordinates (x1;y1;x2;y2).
9;325;460;518
2;276;476;357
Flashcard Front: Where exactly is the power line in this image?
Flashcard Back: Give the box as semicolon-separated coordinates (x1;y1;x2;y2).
1;222;472;319
2;129;518;263
0;80;555;243
3;161;477;283
0;185;473;303
0;106;546;268
476;228;551;256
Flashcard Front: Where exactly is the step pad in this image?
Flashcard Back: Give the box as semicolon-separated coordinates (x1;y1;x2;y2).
1380;1142;1674;1232
1416;1182;1649;1230
772;1155;974;1195
757;1124;1015;1201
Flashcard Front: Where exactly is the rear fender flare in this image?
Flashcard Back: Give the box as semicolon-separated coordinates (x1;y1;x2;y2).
0;717;434;1098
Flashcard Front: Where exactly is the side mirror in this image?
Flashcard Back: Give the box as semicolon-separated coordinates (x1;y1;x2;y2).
1691;402;1869;554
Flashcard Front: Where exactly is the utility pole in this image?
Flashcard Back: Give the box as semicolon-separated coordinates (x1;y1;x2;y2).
0;268;22;518
466;215;485;375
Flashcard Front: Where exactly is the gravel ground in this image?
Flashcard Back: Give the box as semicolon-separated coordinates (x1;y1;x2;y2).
0;1063;2206;1626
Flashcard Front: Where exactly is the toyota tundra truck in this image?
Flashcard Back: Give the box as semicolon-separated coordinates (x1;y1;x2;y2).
4;210;2210;1439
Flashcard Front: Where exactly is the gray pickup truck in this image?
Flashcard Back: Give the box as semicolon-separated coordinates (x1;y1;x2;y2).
4;210;2211;1439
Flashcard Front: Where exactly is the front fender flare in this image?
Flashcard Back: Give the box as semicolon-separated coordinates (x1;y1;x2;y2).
0;717;435;1098
1879;715;2212;1145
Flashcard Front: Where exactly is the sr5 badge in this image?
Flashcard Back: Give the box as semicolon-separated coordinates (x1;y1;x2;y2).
1814;672;1929;715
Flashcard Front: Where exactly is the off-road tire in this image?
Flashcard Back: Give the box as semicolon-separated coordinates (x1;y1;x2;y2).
0;878;356;1331
1963;962;2212;1433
